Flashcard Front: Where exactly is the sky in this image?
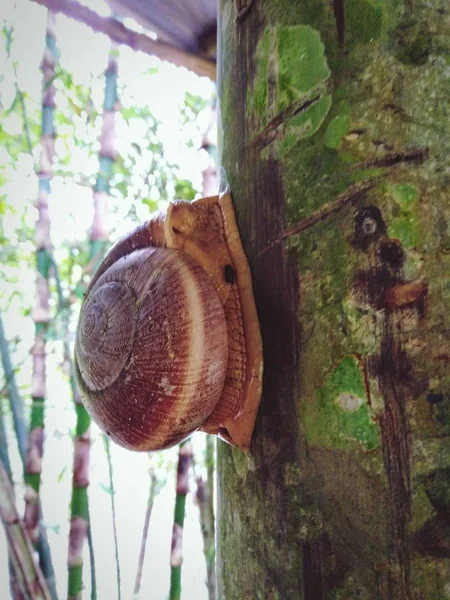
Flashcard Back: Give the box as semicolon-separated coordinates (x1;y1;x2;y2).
0;0;217;598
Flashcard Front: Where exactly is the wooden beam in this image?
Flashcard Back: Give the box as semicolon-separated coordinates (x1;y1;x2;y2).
29;0;216;80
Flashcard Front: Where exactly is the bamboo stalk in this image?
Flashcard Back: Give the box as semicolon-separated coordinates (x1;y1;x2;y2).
47;256;90;600
86;505;97;600
3;25;57;597
133;462;157;599
36;528;57;600
90;44;118;252
0;326;58;600
193;436;216;600
169;440;193;600
103;436;122;600
0;460;52;600
0;399;12;482
0;380;17;599
51;262;92;600
23;10;57;548
195;475;215;600
18;14;60;600
28;0;216;79
0;312;27;465
1;310;57;599
56;285;92;600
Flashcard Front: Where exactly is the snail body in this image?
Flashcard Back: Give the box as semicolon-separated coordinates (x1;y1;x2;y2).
75;193;263;451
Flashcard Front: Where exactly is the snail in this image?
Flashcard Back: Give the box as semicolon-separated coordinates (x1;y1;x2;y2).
74;193;263;452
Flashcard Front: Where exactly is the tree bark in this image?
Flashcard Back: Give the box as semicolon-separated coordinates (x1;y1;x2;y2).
216;0;450;599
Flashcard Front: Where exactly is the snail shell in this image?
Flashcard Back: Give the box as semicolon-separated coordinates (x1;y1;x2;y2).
75;193;263;451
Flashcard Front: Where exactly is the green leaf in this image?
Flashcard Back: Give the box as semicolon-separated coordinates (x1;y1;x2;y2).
131;142;142;156
57;466;67;483
276;25;331;111
142;198;158;212
48;524;61;535
113;180;128;198
100;482;113;496
174;178;196;201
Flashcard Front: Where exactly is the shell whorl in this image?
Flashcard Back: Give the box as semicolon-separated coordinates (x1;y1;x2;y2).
76;281;137;391
75;246;229;451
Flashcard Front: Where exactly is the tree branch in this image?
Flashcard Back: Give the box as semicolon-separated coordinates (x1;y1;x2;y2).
0;460;52;600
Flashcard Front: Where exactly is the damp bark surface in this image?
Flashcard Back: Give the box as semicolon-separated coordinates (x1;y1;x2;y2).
216;1;450;599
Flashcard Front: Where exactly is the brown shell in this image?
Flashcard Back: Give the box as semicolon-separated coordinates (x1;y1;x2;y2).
165;194;263;450
75;247;228;450
76;192;263;451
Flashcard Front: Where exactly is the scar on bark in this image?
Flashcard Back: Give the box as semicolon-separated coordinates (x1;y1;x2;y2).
282;179;377;239
253;94;325;148
354;147;428;169
333;0;346;50
351;207;432;595
343;128;367;141
382;103;416;124
257;179;377;257
384;282;428;310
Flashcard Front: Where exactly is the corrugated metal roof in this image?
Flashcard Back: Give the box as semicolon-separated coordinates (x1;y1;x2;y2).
108;0;217;59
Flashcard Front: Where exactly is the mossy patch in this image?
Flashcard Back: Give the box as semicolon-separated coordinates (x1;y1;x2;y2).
276;26;331;111
264;0;336;59
324;103;351;150
341;298;381;356
249;25;332;141
413;437;450;478
289;222;350;300
392;19;433;66
350;167;385;182
281;135;353;221
391;182;419;209
345;0;383;48
410;485;436;532
410;557;450;598
433;397;450;436
388;183;420;249
248;29;271;124
424;468;450;513
302;356;380;451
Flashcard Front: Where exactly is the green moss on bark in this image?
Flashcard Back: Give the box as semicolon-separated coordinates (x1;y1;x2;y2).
302;356;380;451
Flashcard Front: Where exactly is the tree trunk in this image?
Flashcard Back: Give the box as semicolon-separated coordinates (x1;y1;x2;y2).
216;1;450;599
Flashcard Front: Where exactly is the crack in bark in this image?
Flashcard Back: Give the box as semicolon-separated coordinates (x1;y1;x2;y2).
283;179;377;239
333;0;346;50
234;0;255;22
354;147;429;169
253;81;333;149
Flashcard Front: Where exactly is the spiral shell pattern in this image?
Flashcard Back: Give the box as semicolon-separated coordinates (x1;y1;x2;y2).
75;247;228;450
